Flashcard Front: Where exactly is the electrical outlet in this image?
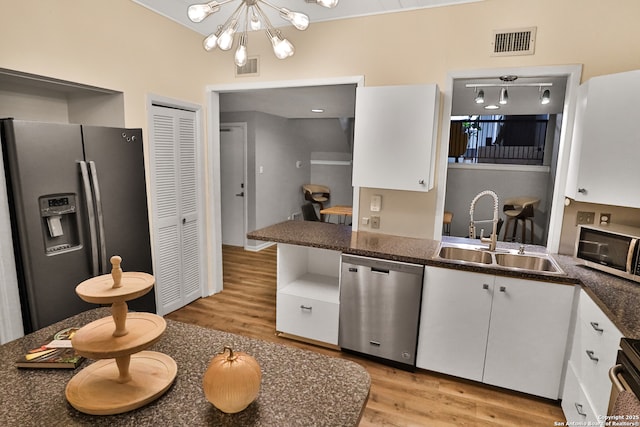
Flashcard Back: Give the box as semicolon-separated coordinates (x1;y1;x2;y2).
370;215;380;229
600;213;611;225
576;211;595;225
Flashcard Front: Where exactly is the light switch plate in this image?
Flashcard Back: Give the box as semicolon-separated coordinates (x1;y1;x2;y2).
370;195;382;212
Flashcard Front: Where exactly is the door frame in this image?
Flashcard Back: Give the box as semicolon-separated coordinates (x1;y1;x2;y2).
207;76;364;294
433;64;583;253
220;122;248;248
145;93;208;303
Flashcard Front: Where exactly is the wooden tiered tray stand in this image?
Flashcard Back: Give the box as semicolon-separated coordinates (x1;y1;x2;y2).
65;256;177;415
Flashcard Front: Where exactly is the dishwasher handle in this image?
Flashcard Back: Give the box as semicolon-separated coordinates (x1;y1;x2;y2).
371;267;390;274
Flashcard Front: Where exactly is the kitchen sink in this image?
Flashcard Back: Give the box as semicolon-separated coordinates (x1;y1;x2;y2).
494;253;561;273
437;246;493;264
433;242;566;276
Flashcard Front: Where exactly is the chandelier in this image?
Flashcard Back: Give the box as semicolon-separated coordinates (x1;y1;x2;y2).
187;0;339;66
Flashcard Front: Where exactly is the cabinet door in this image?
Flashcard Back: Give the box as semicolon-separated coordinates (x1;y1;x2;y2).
416;267;494;381
352;84;439;192
483;277;574;399
567;70;640;207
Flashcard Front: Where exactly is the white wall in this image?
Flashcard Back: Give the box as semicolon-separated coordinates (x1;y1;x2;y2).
310;152;353;209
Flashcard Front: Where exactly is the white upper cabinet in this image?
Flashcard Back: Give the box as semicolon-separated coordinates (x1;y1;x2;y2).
566;70;640;207
352;84;440;192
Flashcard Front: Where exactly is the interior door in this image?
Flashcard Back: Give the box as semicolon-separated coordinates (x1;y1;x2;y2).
149;105;203;315
220;124;246;247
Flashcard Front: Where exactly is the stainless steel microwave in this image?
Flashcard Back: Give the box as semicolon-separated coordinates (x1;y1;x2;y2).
575;224;640;283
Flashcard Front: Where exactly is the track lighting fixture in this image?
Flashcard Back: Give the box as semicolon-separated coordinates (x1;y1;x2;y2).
466;79;553;108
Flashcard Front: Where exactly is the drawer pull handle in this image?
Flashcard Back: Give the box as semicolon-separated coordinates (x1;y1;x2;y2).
300;305;312;311
590;322;604;333
574;402;587;417
369;341;381;346
499;286;506;292
586;350;599;362
482;284;489;290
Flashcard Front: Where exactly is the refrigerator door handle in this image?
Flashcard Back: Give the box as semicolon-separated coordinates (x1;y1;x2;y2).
79;161;99;276
88;161;107;274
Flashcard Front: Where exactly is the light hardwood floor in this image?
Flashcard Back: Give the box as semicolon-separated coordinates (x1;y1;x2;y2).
166;245;566;426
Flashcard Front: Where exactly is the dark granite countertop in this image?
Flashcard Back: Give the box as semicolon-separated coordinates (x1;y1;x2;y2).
248;220;640;339
0;308;370;426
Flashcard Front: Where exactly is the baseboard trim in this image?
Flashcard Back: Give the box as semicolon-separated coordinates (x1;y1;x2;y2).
244;241;276;252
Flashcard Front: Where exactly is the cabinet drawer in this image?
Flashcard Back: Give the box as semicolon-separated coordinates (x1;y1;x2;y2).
579;291;622;349
276;292;339;345
562;362;601;426
569;291;622;417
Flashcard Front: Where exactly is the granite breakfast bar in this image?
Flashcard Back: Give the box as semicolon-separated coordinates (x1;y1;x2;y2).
0;307;370;426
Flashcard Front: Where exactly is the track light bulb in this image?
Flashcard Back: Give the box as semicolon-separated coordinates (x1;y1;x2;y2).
475;89;485;104
499;87;508;105
541;89;551;105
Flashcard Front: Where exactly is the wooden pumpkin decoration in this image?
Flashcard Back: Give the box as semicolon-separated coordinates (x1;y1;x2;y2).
203;346;262;413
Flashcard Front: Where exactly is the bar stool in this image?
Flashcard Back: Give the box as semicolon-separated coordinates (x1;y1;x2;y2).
443;211;453;236
502;197;540;244
302;184;330;221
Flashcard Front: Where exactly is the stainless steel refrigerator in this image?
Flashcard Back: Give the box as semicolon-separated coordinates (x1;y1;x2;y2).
0;119;155;333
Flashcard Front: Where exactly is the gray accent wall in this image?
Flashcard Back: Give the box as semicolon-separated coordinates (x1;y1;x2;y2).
221;112;354;248
445;165;551;245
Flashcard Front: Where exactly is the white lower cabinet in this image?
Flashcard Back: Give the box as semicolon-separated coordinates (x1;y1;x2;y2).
483;276;575;398
417;268;494;382
276;244;341;345
561;289;622;425
417;266;575;399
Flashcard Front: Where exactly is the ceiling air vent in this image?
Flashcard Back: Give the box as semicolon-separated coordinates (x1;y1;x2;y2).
491;27;537;56
235;57;259;77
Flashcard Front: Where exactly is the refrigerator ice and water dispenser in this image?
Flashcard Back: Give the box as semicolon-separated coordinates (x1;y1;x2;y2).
39;193;80;254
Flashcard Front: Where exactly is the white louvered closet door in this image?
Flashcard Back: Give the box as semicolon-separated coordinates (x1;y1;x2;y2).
150;105;203;315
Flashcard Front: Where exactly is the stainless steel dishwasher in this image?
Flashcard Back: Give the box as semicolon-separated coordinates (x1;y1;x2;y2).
339;254;424;369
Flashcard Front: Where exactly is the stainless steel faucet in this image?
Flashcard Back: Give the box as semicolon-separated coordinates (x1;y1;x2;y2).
469;190;499;252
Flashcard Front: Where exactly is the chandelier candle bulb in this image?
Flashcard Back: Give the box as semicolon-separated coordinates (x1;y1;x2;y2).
316;0;338;7
235;33;248;66
203;29;221;50
217;19;238;50
188;1;223;22
279;8;309;30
